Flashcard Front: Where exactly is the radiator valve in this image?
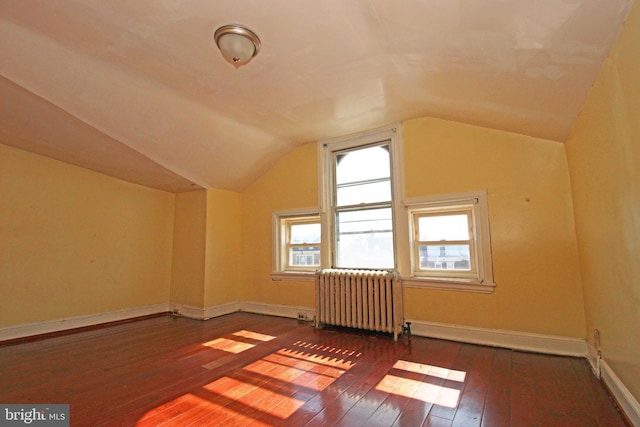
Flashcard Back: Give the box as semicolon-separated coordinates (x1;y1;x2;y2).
402;322;412;338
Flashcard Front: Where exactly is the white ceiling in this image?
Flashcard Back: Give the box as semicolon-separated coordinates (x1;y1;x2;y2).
0;0;634;193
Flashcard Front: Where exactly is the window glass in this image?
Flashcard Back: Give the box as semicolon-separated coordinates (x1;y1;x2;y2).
336;232;394;269
287;220;321;268
335;146;391;207
290;223;321;244
418;214;469;241
420;245;471;271
289;246;320;267
336;207;394;269
336;180;391;206
337;208;392;234
336;146;390;184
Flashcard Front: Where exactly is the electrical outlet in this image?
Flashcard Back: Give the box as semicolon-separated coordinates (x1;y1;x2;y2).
297;313;307;321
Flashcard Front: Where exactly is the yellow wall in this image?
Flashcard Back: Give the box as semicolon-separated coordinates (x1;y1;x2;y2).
204;189;242;307
1;113;588;342
240;143;318;306
0;144;175;327
565;1;640;401
170;188;243;309
403;118;585;337
170;189;207;308
0;146;244;326
240;119;586;338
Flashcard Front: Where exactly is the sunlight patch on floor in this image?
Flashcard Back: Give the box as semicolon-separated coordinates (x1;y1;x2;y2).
375;374;462;408
280;343;359;370
232;330;276;342
392;359;467;382
375;360;467;409
201;330;276;354
202;337;255;353
203;375;306;419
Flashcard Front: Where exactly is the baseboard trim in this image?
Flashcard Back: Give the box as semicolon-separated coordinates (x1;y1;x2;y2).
0;303;171;342
600;359;640;426
3;302;586;357
238;301;315;321
170;302;241;320
0;301;312;342
169;301;315;322
407;319;587;357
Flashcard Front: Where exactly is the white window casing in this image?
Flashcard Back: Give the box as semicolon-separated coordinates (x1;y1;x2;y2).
403;190;495;293
318;124;405;270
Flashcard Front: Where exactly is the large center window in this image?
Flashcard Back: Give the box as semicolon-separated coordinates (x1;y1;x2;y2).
333;143;395;269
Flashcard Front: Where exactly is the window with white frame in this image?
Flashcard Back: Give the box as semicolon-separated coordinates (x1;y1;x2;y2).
320;125;404;270
405;191;495;292
272;210;321;280
334;144;394;269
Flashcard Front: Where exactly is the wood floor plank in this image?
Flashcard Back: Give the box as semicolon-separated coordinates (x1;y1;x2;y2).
509;351;539;426
480;348;512;427
0;313;629;426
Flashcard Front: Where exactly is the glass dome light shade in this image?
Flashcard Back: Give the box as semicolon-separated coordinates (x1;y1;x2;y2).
214;25;261;68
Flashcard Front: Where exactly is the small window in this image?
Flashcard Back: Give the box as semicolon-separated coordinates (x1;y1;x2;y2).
272;209;320;280
406;191;495;292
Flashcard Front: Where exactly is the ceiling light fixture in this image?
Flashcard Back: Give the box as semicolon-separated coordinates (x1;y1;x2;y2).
214;24;261;68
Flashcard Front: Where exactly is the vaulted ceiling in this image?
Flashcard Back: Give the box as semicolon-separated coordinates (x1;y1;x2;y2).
0;1;634;193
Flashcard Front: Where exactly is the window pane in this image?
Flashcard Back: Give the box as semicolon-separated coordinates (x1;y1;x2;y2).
290;223;321;244
337;208;392;233
336;145;390;185
418;214;469;241
337;232;394;269
419;245;470;271
336;208;394;268
289;246;320;266
336;179;391;206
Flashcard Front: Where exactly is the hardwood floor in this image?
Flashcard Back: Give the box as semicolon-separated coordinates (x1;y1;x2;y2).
0;312;628;426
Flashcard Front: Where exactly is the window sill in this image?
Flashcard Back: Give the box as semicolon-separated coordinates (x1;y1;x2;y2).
271;272;316;282
402;277;496;293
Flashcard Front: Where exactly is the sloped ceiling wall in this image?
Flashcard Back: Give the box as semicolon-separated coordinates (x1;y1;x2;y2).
0;0;634;192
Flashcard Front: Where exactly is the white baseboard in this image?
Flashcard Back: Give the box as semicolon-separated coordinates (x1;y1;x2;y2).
169;301;315;322
600;359;640;426
0;303;170;342
224;304;586;357
170;302;241;320
0;301;312;342
238;301;315;321
407;319;587;357
0;303;586;358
